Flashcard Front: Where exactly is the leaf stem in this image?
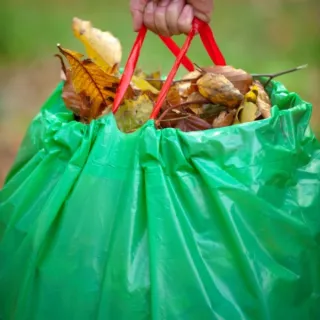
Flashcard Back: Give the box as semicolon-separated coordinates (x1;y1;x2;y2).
54;54;67;76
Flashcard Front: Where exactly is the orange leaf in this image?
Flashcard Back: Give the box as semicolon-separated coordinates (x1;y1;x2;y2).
165;85;183;109
58;45;127;120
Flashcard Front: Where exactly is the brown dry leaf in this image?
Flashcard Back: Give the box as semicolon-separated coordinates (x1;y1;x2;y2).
212;110;236;128
186;91;210;115
175;115;212;132
58;45;123;120
202;65;253;94
197;73;244;108
178;70;202;98
56;53;92;121
165;85;183;108
62;70;92;121
115;94;154;132
253;80;272;118
72;17;122;74
157;109;183;128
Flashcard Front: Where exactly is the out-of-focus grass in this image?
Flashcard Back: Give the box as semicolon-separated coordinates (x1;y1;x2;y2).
0;0;319;185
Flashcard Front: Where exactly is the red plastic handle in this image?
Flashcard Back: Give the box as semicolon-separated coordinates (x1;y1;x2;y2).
112;18;226;118
159;36;195;72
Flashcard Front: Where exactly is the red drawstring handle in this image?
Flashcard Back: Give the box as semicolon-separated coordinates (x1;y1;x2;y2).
112;17;226;119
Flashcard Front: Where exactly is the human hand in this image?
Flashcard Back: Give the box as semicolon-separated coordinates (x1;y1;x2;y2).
130;0;213;36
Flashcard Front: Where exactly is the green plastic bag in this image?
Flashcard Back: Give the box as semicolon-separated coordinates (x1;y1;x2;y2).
0;80;320;320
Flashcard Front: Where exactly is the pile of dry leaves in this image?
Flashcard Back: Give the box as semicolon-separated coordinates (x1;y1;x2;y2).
56;17;305;133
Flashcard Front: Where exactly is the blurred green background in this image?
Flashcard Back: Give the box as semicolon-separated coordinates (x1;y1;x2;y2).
0;0;319;185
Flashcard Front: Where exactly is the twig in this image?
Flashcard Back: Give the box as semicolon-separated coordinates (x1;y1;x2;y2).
144;64;307;88
252;64;308;87
193;63;205;74
159;114;191;122
143;76;201;84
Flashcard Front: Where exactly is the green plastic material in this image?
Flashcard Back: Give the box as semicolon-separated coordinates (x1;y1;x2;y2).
0;80;320;320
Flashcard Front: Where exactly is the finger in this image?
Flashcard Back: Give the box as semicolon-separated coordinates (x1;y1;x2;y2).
193;10;211;23
154;0;171;36
166;0;184;35
130;0;149;31
188;0;213;23
143;1;157;34
178;4;194;34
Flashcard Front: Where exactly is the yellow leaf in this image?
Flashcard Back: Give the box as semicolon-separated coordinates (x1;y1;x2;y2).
197;73;244;109
115;95;154;132
234;86;260;124
72;17;122;73
131;75;159;95
146;71;162;90
239;101;259;123
57;45;120;120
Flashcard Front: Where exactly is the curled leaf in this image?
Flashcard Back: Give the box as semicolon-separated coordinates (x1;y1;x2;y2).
212;110;236;128
202;65;253;94
197;73;244;109
253;80;272;118
72;17;122;74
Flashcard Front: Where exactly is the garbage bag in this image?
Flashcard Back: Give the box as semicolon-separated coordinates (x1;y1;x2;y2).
0;80;320;320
